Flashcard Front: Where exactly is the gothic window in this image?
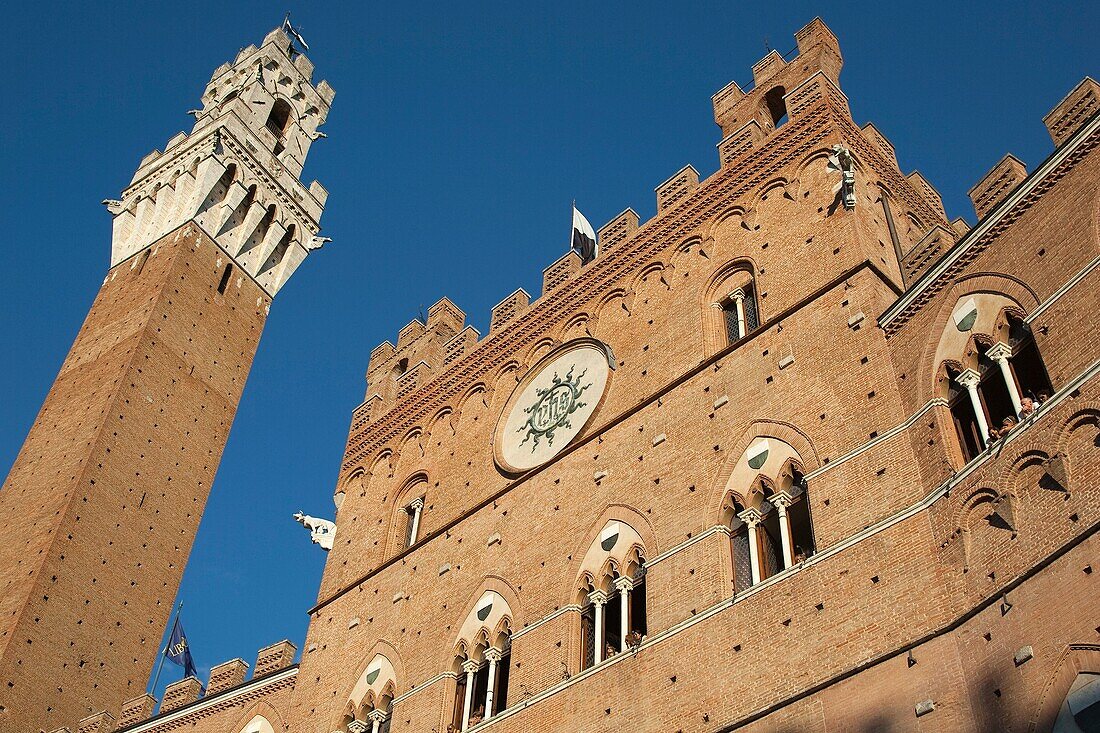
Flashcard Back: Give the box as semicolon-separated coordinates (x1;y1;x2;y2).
723;441;816;589
575;520;648;671
345;654;397;733
719;282;760;346
452;591;513;730
936;298;1055;463
266;98;293;138
763;86;788;129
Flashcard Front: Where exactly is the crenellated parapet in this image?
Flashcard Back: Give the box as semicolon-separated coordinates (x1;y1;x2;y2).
91;640;297;732
364;297;467;405
104;26;335;297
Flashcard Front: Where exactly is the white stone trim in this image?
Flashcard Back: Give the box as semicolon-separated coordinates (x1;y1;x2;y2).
880;112;1100;329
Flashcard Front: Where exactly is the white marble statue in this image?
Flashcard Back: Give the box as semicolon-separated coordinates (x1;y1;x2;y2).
293;511;336;551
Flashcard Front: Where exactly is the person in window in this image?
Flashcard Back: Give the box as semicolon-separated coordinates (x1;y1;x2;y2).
793;545;808;564
468;706;485;726
1035;390;1050;410
625;629;644;649
991;416;1018;441
1018;397;1036;420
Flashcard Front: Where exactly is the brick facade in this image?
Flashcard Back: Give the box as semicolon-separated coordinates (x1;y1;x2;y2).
6;17;1099;733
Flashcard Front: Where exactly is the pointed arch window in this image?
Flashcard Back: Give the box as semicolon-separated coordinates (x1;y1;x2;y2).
719;282;759;344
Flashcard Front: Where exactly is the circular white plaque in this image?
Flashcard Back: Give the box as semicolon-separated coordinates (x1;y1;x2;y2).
495;339;613;473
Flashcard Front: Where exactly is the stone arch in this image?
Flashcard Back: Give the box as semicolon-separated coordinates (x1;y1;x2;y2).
706;419;820;525
701;257;761;354
1029;644;1100;732
344;641;403;724
229;701;288;733
563;504;656;604
957;486;1016;573
448;576;521;669
557;312;593;341
917;272;1042;404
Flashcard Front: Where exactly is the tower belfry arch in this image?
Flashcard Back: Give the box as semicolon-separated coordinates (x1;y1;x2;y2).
0;24;334;732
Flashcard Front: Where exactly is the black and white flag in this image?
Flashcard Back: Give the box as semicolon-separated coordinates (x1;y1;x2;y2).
571;205;598;264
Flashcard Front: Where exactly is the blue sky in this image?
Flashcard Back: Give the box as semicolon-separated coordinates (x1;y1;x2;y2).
2;1;1096;696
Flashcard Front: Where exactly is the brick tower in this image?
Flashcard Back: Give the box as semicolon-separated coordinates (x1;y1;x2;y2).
0;27;333;733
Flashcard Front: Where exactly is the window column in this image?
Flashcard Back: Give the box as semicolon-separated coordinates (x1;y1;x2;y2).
737;508;764;585
407;497;425;546
956;369;990;447
770;492;795;570
588;590;607;664
347;721;369;733
460;659;479;731
730;289;748;339
483;647;502;718
986;341;1023;417
613;576;633;652
368;710;388;733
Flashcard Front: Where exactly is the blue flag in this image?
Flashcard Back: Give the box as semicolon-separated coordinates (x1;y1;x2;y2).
164;615;201;684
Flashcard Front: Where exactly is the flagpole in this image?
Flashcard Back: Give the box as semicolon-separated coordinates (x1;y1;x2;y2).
149;601;183;697
569;199;576;255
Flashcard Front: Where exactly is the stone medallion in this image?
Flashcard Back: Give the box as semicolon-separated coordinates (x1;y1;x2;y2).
495;339;614;473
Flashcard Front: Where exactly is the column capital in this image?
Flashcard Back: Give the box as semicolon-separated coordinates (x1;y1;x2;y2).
367;709;389;724
613;575;634;592
985;341;1013;361
462;659;481;674
770;491;796;509
728;288;747;302
408;496;425;511
737;507;764;527
588;589;608;606
347;721;370;733
484;647;503;663
955;368;982;389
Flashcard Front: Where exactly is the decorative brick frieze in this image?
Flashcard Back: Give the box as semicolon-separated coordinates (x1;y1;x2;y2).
597;208;640;252
718;121;764;167
543;251;583;294
490;289;531;332
254;640;297;677
206;658;249;694
656;164;700;214
1043;76;1099;146
161;677;203;712
969;153;1028;219
751;49;787;86
117;694;157;728
76;712;116;733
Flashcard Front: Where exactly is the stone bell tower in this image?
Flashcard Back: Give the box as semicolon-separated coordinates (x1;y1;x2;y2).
0;26;333;733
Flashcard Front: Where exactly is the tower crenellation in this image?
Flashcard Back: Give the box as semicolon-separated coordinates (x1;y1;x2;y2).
108;26;334;296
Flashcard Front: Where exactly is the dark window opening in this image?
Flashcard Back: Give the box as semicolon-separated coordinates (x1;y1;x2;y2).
763;86;788;128
722;304;741;345
1010;336;1053;402
787;472;816;563
493;650;510;715
950;390;983;462
451;673;466;732
393;358;409;377
603;589;622;659
743;283;759;332
469;662;490;724
731;524;752;593
265;98;293;138
629;578;647;638
758;508;782;580
217;263;233;294
580;604;596;670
